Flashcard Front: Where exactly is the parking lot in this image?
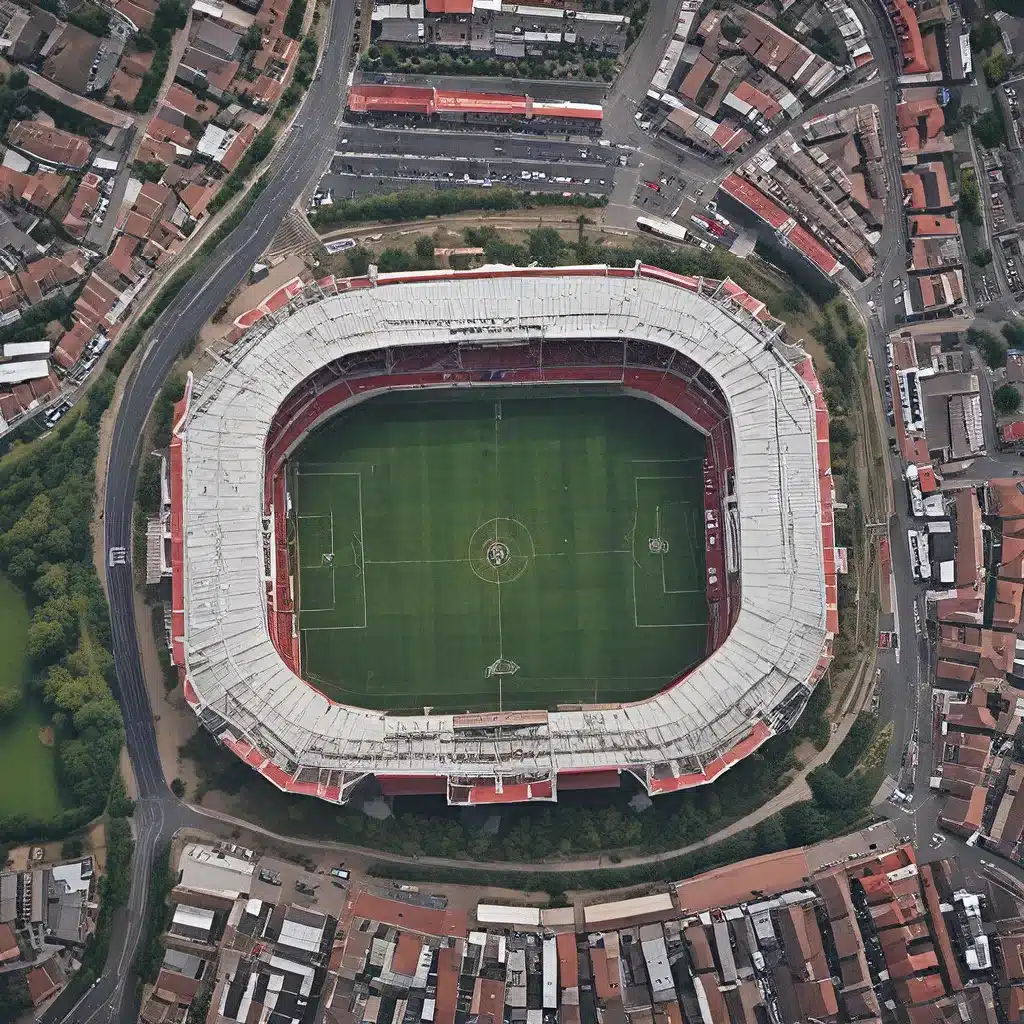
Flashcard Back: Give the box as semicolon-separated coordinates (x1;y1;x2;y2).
320;157;616;202
335;126;622;168
249;854;351;919
316;127;624;202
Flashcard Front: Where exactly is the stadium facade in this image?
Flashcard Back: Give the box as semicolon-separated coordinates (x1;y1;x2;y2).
168;263;838;806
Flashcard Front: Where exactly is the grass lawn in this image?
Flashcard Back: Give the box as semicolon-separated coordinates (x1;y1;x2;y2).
0;574;61;819
290;391;708;713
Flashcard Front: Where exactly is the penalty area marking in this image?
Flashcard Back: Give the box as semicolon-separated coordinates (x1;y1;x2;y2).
295;467;366;627
632;475;704;628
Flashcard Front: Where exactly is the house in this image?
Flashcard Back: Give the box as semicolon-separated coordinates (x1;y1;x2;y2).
7;121;91;169
42;23;102;93
63;173;104;238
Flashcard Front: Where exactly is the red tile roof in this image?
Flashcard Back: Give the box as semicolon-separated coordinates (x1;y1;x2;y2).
54;320;93;368
8;120;90;168
351;892;468;938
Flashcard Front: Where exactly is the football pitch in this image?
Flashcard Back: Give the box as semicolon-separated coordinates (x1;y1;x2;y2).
289;391;708;713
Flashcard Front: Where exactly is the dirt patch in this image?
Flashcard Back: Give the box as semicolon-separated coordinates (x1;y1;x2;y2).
37;726;54;747
791;738;818;767
120;745;138;802
87;821;107;876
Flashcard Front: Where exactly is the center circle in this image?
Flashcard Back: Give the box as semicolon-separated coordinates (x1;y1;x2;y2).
469;517;535;585
487;541;510;567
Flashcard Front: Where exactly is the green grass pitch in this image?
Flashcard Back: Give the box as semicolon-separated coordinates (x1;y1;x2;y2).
289;391;708;713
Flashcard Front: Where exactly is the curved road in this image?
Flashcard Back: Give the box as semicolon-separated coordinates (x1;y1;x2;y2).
45;3;358;1022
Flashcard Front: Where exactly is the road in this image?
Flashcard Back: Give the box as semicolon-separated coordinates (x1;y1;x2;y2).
43;3;359;1022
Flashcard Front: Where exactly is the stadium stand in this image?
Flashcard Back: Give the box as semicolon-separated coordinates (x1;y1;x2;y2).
169;265;837;806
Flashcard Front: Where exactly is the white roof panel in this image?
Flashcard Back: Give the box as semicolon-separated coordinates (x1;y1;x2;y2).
178;268;830;798
0;360;48;384
3;340;50;358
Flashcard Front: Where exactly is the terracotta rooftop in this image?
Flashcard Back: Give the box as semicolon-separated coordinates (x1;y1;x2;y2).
8;120;91;169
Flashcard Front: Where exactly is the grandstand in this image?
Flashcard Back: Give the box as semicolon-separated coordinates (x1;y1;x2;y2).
169;264;837;806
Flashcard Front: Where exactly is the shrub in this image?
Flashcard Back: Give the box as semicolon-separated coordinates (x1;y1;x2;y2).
995;383;1022;415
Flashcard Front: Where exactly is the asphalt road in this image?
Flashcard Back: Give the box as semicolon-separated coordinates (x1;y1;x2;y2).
44;3;360;1022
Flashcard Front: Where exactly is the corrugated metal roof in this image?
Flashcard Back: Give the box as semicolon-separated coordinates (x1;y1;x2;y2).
179;268;829;792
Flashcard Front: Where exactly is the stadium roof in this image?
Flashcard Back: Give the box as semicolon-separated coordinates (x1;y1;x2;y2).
346;84;602;121
175;266;832;802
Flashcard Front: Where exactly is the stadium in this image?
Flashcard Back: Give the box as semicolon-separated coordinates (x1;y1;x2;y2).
168;264;838;806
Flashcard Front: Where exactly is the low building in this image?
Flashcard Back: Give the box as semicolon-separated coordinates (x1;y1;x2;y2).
7;121;92;169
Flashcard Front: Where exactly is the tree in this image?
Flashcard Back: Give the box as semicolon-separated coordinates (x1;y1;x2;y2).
27;618;70;667
959;167;981;223
973;247;993;266
995;383;1022;415
413;235;437;270
8;69;27;90
69;3;111;36
970;327;1008;368
1003;321;1024;347
971;16;1002;52
781;801;827;845
377;247;411;273
983;49;1012;86
61;836;84;858
170;777;186;797
528;227;565;266
240;24;262;51
975;109;1006;149
343;246;372;277
132;160;167;183
0;973;30;1021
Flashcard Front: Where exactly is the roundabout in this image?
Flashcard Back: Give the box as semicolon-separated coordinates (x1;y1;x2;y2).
469;517;535;585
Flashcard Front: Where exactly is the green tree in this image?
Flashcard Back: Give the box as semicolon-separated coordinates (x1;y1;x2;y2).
1002;321;1024;347
959;167;982;223
973;247;993;266
995;383;1022;414
377;247;411;273
344;246;372;277
69;3;111;36
170;777;186;797
283;0;306;38
969;326;1009;367
983;49;1012;85
975;109;1006;148
971;16;1002;52
241;24;262;50
527;227;565;266
0;972;30;1021
413;235;437;270
132;160;167;183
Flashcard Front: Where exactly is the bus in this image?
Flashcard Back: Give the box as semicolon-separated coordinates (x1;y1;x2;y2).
636;215;689;245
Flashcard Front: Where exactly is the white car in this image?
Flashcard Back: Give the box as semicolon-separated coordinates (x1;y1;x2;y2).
892;278;901;289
